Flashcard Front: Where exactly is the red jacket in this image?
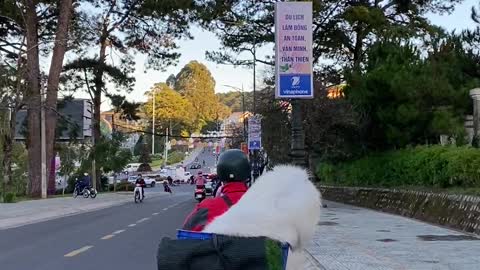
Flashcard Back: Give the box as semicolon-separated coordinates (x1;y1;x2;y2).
182;182;247;231
195;175;205;186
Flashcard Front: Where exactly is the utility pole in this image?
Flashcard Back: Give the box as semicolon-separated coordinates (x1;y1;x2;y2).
91;128;96;189
152;91;155;155
251;0;256;115
242;84;246;141
41;89;47;199
163;127;168;167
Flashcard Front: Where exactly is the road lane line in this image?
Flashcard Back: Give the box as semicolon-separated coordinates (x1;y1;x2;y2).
64;246;94;257
137;217;150;223
163;207;169;210
101;234;115;240
113;230;125;235
152;212;159;215
128;224;136;227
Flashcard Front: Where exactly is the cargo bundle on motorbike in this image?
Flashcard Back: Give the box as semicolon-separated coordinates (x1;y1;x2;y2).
157;230;289;270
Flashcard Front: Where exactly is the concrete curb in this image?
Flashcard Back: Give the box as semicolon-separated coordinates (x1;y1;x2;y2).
0;192;168;230
304;249;327;270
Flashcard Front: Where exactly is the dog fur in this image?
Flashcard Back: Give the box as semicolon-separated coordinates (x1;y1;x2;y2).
203;165;321;269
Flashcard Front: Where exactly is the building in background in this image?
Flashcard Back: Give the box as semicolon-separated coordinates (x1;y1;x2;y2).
15;99;92;141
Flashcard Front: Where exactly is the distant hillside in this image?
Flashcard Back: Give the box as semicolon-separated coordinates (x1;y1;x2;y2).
217;91;253;112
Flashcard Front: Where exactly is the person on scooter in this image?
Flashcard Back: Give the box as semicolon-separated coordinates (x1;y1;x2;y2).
82;172;91;189
195;171;205;189
75;173;90;194
135;174;146;199
163;179;172;193
189;175;195;185
182;149;250;231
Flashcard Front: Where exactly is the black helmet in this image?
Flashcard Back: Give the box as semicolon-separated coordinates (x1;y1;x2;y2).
217;149;251;182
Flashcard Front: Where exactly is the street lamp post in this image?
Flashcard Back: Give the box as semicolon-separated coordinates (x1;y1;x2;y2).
290;100;306;167
152;91;155;155
223;84;247;140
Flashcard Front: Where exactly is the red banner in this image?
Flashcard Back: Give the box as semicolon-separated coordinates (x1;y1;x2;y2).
241;143;248;156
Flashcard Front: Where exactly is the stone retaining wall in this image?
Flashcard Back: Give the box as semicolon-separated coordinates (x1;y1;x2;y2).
319;186;480;235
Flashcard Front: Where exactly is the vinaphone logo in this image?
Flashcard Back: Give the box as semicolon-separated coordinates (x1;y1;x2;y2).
291;76;300;88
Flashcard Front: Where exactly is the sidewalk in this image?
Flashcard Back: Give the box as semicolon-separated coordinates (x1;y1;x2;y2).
305;201;480;270
0;191;167;230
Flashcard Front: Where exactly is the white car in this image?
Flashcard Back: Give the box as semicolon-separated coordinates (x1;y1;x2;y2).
183;172;192;183
128;175;156;187
125;163;141;174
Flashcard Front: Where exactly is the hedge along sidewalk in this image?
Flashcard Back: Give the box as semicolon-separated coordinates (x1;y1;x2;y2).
0;191;168;230
316;145;480;189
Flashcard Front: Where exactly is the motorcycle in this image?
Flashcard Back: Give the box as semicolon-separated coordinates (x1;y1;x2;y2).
194;188;206;202
163;182;173;193
134;184;144;203
204;182;213;196
73;185;97;199
158;166;321;270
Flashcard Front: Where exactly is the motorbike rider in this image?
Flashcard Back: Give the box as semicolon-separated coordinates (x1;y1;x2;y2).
182;149;251;231
75;173;90;194
189;175;195;185
195;171;205;189
163;179;172;193
135;174;146;198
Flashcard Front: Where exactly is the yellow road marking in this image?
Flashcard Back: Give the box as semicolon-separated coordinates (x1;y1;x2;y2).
64;246;93;257
113;230;125;235
101;234;115;240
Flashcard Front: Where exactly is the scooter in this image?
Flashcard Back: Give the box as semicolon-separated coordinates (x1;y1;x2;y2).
73;182;97;199
134;184;144;203
194;188;206;202
163;182;173;193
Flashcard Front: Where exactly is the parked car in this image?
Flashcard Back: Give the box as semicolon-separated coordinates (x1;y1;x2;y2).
124;163;141;174
183;172;192;183
127;175;156;187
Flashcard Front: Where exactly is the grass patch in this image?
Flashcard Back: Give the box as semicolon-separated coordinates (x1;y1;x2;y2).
150;158;164;169
149;151;186;169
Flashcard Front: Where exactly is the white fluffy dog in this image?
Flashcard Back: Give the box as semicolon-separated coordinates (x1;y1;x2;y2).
203;165;321;269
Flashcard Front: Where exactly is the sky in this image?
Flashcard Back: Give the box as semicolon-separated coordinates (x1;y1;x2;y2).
66;0;479;111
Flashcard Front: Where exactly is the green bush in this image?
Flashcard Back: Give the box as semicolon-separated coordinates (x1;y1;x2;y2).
316;145;480;188
3;193;16;203
114;182;135;191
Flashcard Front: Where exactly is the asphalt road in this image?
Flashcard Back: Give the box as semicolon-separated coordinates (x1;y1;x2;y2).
186;146;218;175
0;149;218;270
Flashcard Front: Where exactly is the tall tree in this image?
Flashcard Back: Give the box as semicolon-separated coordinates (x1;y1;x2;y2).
108;94;141;132
2;0;75;197
0;43;25;200
44;0;74;195
217;91;253;113
63;0;194;186
174;60;230;131
23;0;42;196
143;82;194;135
346;38;474;150
196;0;461;72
